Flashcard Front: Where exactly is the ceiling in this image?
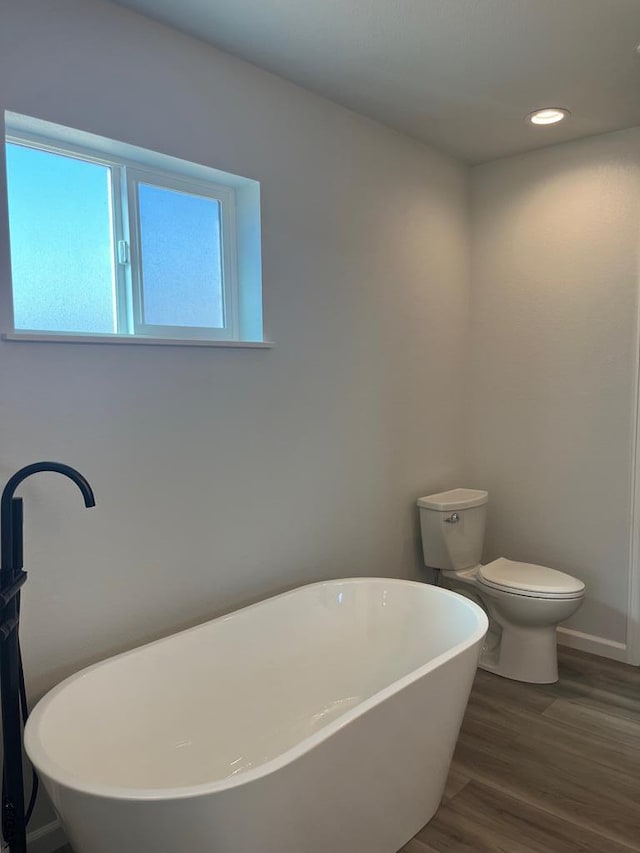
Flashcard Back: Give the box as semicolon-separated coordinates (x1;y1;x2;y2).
112;0;640;164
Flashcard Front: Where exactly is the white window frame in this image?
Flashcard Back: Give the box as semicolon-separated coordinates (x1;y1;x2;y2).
126;167;239;341
2;113;266;347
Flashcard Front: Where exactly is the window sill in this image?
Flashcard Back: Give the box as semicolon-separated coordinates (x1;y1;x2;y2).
1;332;273;349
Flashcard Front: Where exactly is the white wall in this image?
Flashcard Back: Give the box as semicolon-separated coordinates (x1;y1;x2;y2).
0;0;469;699
469;128;640;653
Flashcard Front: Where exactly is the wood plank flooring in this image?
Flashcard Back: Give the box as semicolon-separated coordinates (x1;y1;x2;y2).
401;646;640;852
55;647;640;852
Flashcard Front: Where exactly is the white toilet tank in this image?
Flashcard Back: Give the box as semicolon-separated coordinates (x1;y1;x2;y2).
417;489;488;571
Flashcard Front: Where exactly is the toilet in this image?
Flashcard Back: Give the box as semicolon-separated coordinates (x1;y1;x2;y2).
417;488;585;684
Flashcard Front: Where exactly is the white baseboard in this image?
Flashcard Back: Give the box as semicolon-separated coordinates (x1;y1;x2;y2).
27;819;65;853
557;626;628;663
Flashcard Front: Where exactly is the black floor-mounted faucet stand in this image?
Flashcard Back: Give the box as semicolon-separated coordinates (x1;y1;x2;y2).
0;463;95;853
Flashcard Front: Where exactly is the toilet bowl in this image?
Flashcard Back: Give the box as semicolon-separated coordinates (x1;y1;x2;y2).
417;489;585;684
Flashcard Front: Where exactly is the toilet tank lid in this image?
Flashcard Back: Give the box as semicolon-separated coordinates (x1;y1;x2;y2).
417;488;488;511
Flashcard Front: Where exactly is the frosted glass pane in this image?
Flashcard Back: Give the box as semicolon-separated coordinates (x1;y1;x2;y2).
6;143;116;333
138;183;224;328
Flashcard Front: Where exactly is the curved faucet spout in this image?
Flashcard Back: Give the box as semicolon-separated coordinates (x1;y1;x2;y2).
1;462;95;512
1;462;95;575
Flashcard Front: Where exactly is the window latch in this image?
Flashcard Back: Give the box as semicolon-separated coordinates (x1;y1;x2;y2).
117;240;130;265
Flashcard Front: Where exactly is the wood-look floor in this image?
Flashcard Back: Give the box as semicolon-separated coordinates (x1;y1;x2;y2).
401;646;640;852
55;647;640;853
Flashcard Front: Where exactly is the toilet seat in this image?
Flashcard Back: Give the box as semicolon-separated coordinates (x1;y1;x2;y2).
478;558;585;600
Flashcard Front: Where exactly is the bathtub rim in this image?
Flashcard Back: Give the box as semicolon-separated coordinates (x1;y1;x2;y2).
24;577;487;803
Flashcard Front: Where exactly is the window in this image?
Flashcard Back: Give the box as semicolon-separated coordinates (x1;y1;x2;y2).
3;113;264;346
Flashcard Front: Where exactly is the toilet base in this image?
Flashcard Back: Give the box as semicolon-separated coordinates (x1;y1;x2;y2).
479;622;559;684
437;567;583;684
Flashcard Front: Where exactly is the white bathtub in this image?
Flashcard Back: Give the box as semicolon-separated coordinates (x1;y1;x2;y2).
25;578;487;853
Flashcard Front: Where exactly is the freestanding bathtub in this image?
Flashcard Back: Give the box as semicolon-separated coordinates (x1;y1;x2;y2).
25;578;487;853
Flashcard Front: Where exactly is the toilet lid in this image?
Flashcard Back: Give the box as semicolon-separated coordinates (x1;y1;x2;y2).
478;558;585;598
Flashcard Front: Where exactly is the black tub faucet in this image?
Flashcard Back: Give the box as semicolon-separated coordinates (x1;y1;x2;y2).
1;463;95;559
0;462;95;853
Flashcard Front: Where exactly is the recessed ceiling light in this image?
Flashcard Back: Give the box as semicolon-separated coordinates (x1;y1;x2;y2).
527;108;570;126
